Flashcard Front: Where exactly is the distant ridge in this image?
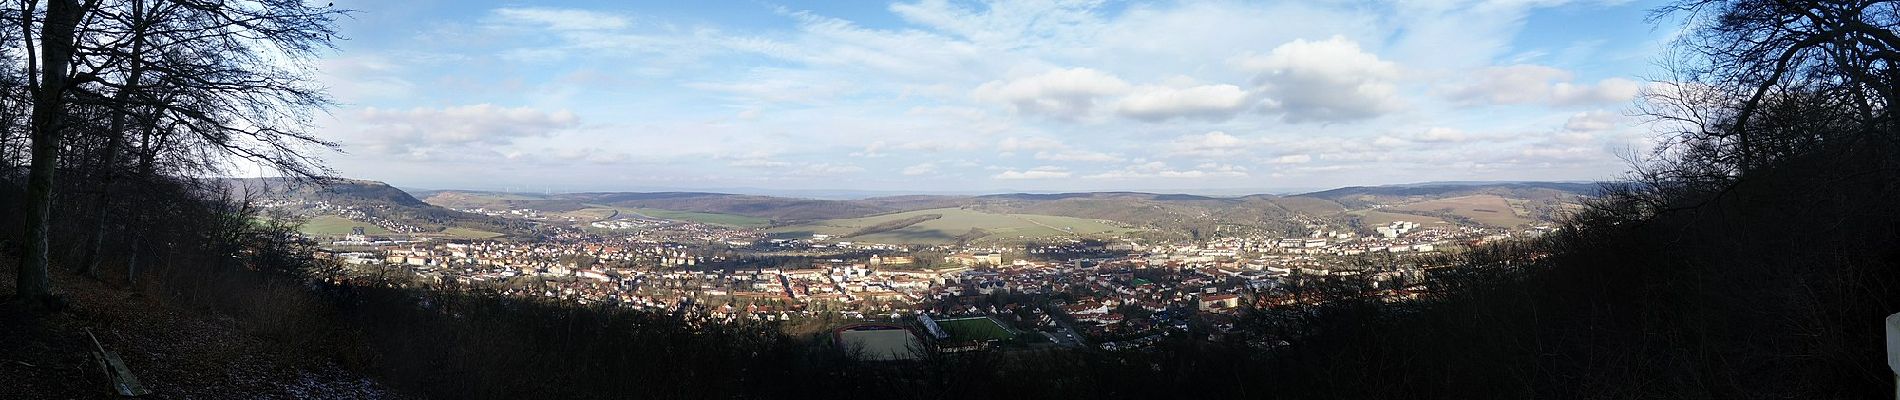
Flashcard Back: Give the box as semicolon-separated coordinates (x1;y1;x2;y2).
222;177;532;237
400;181;1597;235
1298;182;1603;198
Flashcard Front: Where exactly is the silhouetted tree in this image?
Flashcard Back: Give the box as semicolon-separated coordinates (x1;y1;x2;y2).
10;0;342;301
14;0;84;305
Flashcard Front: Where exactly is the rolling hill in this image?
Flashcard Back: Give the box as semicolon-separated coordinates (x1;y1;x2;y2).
1385;194;1536;227
1297;182;1599;209
766;208;1141;245
424;191;889;223
394;182;1598;238
226;178;532;238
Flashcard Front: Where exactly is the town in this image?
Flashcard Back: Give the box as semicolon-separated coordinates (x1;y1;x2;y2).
306;212;1554;355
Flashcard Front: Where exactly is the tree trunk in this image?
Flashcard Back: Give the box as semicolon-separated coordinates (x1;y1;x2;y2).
127;124;158;285
16;0;84;304
82;0;149;278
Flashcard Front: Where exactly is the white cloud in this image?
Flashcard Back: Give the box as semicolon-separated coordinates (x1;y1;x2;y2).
1448;65;1639;107
330;1;1646;190
973;67;1130;120
1516;145;1601;162
1373;136;1409;148
850;141;889;158
493;8;630;31
688;72;858;104
1564;110;1621;132
1415;127;1470;143
993;166;1072;180
789;162;866;176
1241;36;1402;123
338;105;579;156
1166;131;1255;158
888;0;1103;50
997;136;1066;152
1268;154;1312;164
1114;84;1251;122
318;56;416;103
901;162;938;176
1034;149;1122;162
729;159;793;168
1085;161;1248;179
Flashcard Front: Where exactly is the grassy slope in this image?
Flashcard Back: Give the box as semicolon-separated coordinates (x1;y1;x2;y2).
618;207;771;228
1350;210;1449;227
299;215;391;236
440;227;505;239
769;208;1137;244
556;206;772;228
1387;194;1534;227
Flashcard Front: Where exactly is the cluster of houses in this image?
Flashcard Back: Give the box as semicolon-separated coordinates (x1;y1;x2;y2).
307;204;1558;351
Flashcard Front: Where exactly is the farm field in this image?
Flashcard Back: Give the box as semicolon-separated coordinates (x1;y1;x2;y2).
554;206;771;228
299;215;390;236
1386;195;1534;227
768;208;1138;245
1350;210;1450;227
619;207;772;228
440;227;506;239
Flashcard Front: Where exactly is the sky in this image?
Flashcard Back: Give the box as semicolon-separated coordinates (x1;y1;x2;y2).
307;0;1679;194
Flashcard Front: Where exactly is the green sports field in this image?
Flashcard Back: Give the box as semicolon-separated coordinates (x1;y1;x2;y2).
936;317;1016;342
299;215;390;236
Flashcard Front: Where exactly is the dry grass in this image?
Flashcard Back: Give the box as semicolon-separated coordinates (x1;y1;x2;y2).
1387;195;1534;227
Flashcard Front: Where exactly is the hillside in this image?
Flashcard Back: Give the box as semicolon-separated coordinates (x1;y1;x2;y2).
1297;182;1598;209
767;207;1142;245
424;191;891;223
225;178;531;238
413;183;1587;237
950;192;1318;237
1384;194;1535;227
0;260;400;398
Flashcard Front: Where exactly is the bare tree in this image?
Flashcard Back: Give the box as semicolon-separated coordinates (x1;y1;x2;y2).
1646;0;1900;175
12;0;342;303
14;0;85;304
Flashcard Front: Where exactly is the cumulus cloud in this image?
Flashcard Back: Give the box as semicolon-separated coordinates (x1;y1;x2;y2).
1515;145;1603;162
1415;127;1469;143
789;163;866;176
997;136;1066;152
1085;161;1247;179
1166;131;1256;158
1448;65;1640;107
729;159;794;168
901;162;938;176
336;2;1644;189
993;166;1072;180
492;8;630;31
973;67;1130;120
1114;84;1251;122
1268;154;1312;164
1564;110;1621;131
1034;149;1122;162
850;141;889;158
339;105;579;156
1241;36;1402;123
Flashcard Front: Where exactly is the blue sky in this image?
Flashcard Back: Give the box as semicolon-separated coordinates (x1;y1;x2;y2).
310;0;1677;193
